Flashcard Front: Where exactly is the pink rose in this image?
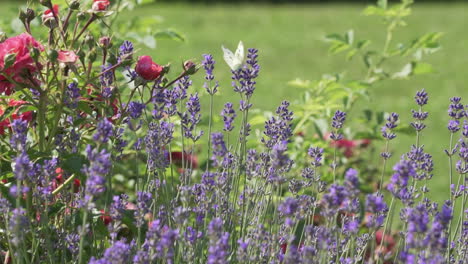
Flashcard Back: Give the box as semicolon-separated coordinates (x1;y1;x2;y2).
42;4;59;26
58;50;79;64
0;33;44;95
92;0;110;12
135;55;163;81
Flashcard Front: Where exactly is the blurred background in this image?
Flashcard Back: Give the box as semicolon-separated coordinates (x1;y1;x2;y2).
1;0;467;204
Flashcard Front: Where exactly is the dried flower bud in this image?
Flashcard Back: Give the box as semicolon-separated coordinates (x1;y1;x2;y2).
183;60;198;75
70;0;80;10
99;36;112;49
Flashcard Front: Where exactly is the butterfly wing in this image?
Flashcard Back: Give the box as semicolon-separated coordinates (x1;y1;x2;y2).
222;45;237;71
235;41;244;64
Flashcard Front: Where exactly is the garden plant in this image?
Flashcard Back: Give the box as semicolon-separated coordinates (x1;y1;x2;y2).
0;0;466;263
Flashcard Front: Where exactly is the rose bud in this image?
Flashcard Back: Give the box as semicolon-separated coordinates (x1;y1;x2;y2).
39;0;52;8
0;32;6;43
99;36;112;49
47;49;58;62
183;60;198;75
73;179;81;193
70;0;80;10
92;0;111;12
42;4;59;28
26;8;36;22
85;34;95;48
100;210;112;226
58;50;79;64
135;55;163;81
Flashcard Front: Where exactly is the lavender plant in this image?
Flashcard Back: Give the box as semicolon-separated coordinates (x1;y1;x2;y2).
0;1;466;264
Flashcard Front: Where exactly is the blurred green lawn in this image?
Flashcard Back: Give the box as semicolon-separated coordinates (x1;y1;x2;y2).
2;2;467;204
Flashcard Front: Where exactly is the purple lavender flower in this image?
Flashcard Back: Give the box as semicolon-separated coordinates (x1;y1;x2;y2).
411;89;429;132
10;119;28;152
366;193;388;213
278;197;299;216
211;132;227;167
330;110;346;141
93;118;113;144
89;240;132;264
448;97;465;119
142;220;179;263
406;145;434;181
128;101;145;119
100;63;114;87
13;152;32;181
344;168;359;191
220;102;236;132
83;145;111;203
415;89;428;106
231;48;259;98
145;121;174;171
381;112;399;140
343;217;360;234
135;191;152;227
322;184;349;217
308;146;324;167
262;101;294;148
0;198;10;214
202;54;219;95
8;208;29;247
65;81;80;109
387;159;416;201
207;218;229;264
110;194;128;221
180;93;203;142
448;120;460;133
118;40;134;61
65;233;80;255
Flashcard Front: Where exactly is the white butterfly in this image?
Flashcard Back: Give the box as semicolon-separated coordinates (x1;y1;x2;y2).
222;41;244;71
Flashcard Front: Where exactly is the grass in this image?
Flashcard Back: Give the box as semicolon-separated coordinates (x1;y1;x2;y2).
2;2;467;204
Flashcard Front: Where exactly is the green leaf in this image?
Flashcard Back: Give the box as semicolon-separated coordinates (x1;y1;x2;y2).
154;29;185;42
412;62;434;75
288;79;311;89
62;154;88;176
325;33;345;43
363;109;372;121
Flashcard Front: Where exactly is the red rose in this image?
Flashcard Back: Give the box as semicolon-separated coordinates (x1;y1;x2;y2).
57;50;79;64
135;55;163;81
0;33;44;95
0;100;33;135
92;0;110;12
42;4;59;26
